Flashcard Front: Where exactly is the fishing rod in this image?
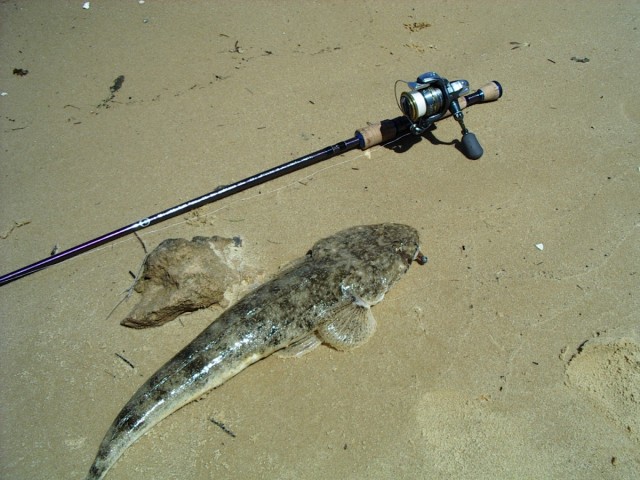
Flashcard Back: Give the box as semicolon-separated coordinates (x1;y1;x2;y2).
0;72;502;287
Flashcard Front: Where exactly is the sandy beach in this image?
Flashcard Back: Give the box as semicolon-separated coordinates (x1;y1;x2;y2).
1;1;638;479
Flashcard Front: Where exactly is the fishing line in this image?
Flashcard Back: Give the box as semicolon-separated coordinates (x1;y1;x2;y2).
104;139;407;319
97;136;403;257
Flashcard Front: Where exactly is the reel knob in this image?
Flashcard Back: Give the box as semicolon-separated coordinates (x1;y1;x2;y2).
461;131;483;160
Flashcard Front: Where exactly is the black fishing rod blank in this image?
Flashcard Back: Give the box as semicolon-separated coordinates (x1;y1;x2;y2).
0;76;502;287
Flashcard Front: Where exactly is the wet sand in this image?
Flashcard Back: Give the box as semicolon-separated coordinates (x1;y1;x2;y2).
1;1;638;479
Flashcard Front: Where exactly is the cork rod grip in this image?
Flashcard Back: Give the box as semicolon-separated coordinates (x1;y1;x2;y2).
441;81;503;119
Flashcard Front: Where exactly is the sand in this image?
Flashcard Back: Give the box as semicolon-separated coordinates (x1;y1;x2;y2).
1;1;638;479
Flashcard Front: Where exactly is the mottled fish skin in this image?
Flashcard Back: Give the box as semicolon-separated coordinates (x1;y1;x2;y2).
86;223;423;479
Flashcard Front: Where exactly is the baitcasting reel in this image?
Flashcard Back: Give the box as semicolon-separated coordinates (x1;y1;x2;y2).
397;71;491;159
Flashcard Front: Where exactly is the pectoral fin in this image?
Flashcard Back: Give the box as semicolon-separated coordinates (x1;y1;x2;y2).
277;333;322;358
318;302;376;351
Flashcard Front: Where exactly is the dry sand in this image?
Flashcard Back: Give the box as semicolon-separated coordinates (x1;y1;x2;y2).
1;1;638;479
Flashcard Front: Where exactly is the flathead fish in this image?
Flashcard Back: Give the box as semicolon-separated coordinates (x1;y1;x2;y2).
86;223;426;479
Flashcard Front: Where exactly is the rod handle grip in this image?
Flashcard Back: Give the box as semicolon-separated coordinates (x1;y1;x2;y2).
475;81;503;102
441;81;503;119
355;117;409;150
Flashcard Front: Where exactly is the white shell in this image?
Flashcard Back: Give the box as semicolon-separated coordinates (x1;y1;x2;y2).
535;243;544;251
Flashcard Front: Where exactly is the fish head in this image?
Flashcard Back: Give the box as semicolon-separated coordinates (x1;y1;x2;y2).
312;224;425;305
312;223;422;265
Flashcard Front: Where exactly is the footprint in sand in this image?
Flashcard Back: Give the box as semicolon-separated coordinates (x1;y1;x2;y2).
565;328;640;439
